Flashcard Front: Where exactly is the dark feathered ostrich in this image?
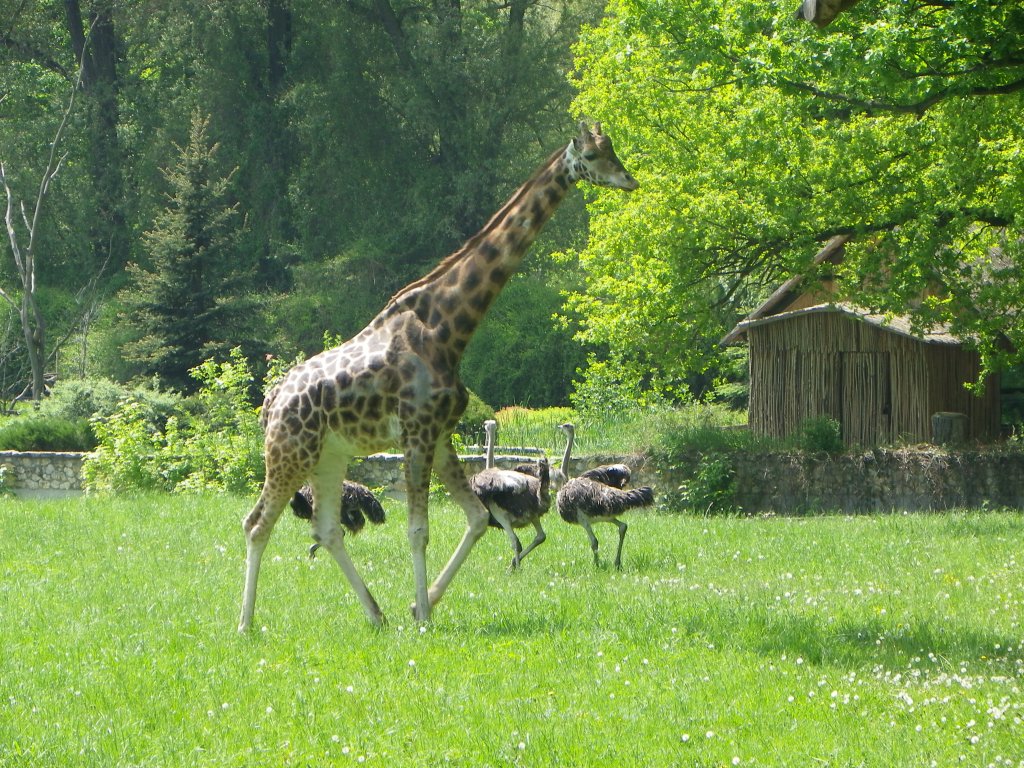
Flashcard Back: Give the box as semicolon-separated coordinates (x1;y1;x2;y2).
291;481;386;559
470;419;551;569
551;422;654;569
578;462;632;489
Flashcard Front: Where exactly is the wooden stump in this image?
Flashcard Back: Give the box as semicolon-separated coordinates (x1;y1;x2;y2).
931;412;968;445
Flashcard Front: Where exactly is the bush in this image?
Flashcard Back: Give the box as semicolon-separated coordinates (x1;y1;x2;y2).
456;389;495;442
83;348;263;494
37;378;183;427
796;416;844;453
677;451;738;514
0;416;96;452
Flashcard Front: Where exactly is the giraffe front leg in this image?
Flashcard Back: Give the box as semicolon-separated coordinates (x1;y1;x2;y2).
426;440;490;605
403;447;434;622
310;471;385;627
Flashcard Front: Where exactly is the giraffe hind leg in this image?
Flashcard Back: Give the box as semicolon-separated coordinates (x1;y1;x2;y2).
238;485;292;632
424;441;490;608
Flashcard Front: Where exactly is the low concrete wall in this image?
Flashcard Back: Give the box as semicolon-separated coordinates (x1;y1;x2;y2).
4;448;1024;513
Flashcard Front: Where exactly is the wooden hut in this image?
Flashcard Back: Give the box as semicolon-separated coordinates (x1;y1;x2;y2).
724;237;1001;446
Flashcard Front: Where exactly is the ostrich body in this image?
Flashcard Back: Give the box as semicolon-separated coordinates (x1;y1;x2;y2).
556;476;654;570
291;482;386;558
579;463;632;489
470;419;550;569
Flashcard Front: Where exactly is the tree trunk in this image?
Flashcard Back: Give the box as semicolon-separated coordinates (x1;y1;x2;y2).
64;0;127;273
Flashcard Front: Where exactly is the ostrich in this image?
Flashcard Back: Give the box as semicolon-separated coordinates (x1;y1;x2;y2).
556;476;654;569
470;419;551;569
291;481;386;559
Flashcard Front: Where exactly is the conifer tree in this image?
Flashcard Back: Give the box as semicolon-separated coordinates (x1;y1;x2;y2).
118;111;247;392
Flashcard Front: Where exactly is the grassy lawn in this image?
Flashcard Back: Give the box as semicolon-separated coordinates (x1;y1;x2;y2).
1;493;1022;767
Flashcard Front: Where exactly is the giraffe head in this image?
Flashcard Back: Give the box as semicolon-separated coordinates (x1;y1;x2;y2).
568;121;639;192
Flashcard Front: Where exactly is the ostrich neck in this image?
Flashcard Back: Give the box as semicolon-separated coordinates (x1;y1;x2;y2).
485;428;495;470
560;430;574;479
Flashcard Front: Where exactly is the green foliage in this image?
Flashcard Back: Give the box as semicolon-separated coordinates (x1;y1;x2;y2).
0;416;95;452
677;451;738;514
83;348;263;493
35;377;182;425
3;1;605;408
796;416;844;453
461;275;587;407
569;0;1024;395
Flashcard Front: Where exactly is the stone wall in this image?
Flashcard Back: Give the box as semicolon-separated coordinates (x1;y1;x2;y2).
4;448;1024;513
1;451;85;494
654;448;1024;513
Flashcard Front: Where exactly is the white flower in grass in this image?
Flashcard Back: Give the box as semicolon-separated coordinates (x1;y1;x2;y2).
680;734;690;743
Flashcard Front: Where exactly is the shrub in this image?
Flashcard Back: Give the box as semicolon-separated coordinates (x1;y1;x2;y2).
37;378;184;427
36;378;131;421
0;416;96;452
83;348;264;494
456;389;495;442
676;451;738;514
796;416;844;453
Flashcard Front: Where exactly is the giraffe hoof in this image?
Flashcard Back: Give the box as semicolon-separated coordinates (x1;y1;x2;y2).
409;601;431;623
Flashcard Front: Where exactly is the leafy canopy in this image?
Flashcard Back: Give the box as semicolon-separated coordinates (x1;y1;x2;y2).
566;0;1024;396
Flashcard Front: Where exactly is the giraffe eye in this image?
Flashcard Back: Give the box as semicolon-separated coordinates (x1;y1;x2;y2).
583;152;598;161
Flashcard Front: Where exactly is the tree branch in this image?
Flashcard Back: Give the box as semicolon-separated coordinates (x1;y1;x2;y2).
779;74;1024;118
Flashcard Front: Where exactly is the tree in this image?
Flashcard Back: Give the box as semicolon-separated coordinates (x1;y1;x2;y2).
0;53;84;402
564;0;1024;398
117;112;247;392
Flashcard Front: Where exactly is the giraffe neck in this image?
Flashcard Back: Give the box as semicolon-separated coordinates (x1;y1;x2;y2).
382;143;579;356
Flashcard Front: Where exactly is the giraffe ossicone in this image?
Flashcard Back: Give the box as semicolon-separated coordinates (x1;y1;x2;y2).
238;122;638;631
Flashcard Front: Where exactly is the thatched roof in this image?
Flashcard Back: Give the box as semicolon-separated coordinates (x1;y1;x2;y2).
736;302;963;346
722;233;971;348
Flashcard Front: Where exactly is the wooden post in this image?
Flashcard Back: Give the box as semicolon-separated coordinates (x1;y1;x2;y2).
931;412;968;445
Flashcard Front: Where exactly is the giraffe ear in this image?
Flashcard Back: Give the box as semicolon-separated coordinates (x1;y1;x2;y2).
575;119;592;148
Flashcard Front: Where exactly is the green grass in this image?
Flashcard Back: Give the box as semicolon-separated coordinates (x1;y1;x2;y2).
1;494;1023;767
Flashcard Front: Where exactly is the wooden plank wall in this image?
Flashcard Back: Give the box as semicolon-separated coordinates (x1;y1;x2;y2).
747;312;1000;445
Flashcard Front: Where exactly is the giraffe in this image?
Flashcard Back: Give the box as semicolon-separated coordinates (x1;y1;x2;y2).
238;121;638;630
